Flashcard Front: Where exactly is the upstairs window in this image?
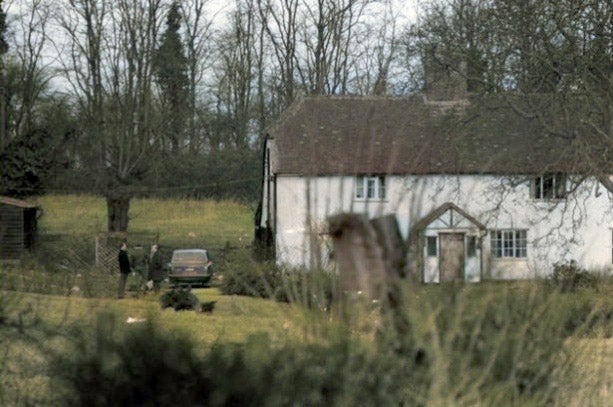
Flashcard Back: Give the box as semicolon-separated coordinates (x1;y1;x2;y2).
355;176;386;200
533;173;566;199
491;230;527;258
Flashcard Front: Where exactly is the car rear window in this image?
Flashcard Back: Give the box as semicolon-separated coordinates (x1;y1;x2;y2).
172;252;207;263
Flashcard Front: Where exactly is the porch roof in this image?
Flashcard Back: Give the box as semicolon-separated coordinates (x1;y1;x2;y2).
410;202;486;234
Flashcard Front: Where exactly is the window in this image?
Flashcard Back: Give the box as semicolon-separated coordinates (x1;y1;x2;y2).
491;230;527;258
426;236;438;257
533;173;566;199
355;176;386;200
467;236;477;257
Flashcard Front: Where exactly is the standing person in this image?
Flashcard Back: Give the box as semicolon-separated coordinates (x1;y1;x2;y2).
117;242;131;298
148;244;164;293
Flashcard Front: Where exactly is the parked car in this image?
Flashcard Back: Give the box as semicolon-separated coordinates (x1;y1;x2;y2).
168;249;213;287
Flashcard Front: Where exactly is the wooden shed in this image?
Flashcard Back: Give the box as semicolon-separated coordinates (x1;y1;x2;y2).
0;196;40;261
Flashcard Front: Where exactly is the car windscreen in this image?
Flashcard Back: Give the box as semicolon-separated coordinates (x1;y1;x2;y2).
171;252;207;264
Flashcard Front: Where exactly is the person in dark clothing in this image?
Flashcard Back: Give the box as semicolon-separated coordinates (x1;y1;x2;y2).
117;242;131;298
148;244;164;293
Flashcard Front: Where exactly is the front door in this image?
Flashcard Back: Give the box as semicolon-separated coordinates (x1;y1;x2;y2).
439;233;465;282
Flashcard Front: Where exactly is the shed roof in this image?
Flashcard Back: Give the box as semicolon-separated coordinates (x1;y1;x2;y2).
0;196;38;209
267;95;612;176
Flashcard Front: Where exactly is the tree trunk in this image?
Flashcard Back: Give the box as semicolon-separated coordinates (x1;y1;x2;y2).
106;195;131;232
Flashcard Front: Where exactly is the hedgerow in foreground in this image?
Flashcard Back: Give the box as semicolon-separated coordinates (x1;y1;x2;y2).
49;283;612;406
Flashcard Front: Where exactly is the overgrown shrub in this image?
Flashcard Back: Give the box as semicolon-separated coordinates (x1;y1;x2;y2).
220;261;280;298
48;283;600;405
51;314;209;406
219;250;335;309
273;268;335;311
159;287;200;311
549;260;598;292
374;283;587;404
219;250;281;298
51;314;397;406
556;291;613;337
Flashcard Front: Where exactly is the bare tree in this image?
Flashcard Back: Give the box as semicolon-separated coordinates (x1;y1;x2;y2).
256;0;299;108
212;0;257;150
180;0;214;153
5;0;52;139
298;0;372;94
55;0;164;231
352;0;398;95
0;0;11;150
410;0;613;191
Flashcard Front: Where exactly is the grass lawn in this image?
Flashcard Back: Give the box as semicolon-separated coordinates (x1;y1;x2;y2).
32;194;253;248
2;285;612;405
2;288;305;345
1;288;320;405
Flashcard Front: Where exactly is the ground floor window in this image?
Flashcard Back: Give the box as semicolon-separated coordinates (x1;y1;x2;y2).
426;236;437;257
467;236;477;257
491;230;527;258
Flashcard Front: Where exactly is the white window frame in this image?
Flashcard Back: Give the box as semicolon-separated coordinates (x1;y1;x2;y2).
532;173;566;200
491;230;527;258
355;176;386;200
466;235;477;258
426;236;438;257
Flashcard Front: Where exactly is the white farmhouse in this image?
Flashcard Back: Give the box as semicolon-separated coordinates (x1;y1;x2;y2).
256;96;613;282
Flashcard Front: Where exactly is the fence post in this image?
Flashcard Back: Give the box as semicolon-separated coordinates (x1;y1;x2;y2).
328;213;387;301
328;213;408;315
95;235;100;268
369;214;406;280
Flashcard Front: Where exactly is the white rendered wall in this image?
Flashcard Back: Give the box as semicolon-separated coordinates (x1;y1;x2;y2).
273;175;613;278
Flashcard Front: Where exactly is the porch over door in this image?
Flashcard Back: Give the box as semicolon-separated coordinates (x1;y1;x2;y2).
439;233;465;282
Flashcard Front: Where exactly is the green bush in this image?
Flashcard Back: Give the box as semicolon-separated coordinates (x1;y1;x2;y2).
556;291;613;337
51;314;397;406
219;250;335;310
375;283;584;404
272;268;335;311
159;287;200;311
48;283;604;405
51;314;210;406
219;250;281;298
549;260;599;292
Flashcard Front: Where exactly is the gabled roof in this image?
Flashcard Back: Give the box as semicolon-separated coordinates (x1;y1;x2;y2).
0;196;38;209
267;95;612;176
409;202;486;234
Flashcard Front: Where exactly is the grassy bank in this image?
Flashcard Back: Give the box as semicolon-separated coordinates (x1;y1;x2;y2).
1;287;312;405
2;283;611;405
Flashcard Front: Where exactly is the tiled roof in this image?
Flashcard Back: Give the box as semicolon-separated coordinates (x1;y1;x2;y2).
268;95;612;175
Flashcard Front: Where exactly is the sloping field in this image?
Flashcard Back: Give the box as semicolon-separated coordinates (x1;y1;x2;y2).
33;194;253;247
